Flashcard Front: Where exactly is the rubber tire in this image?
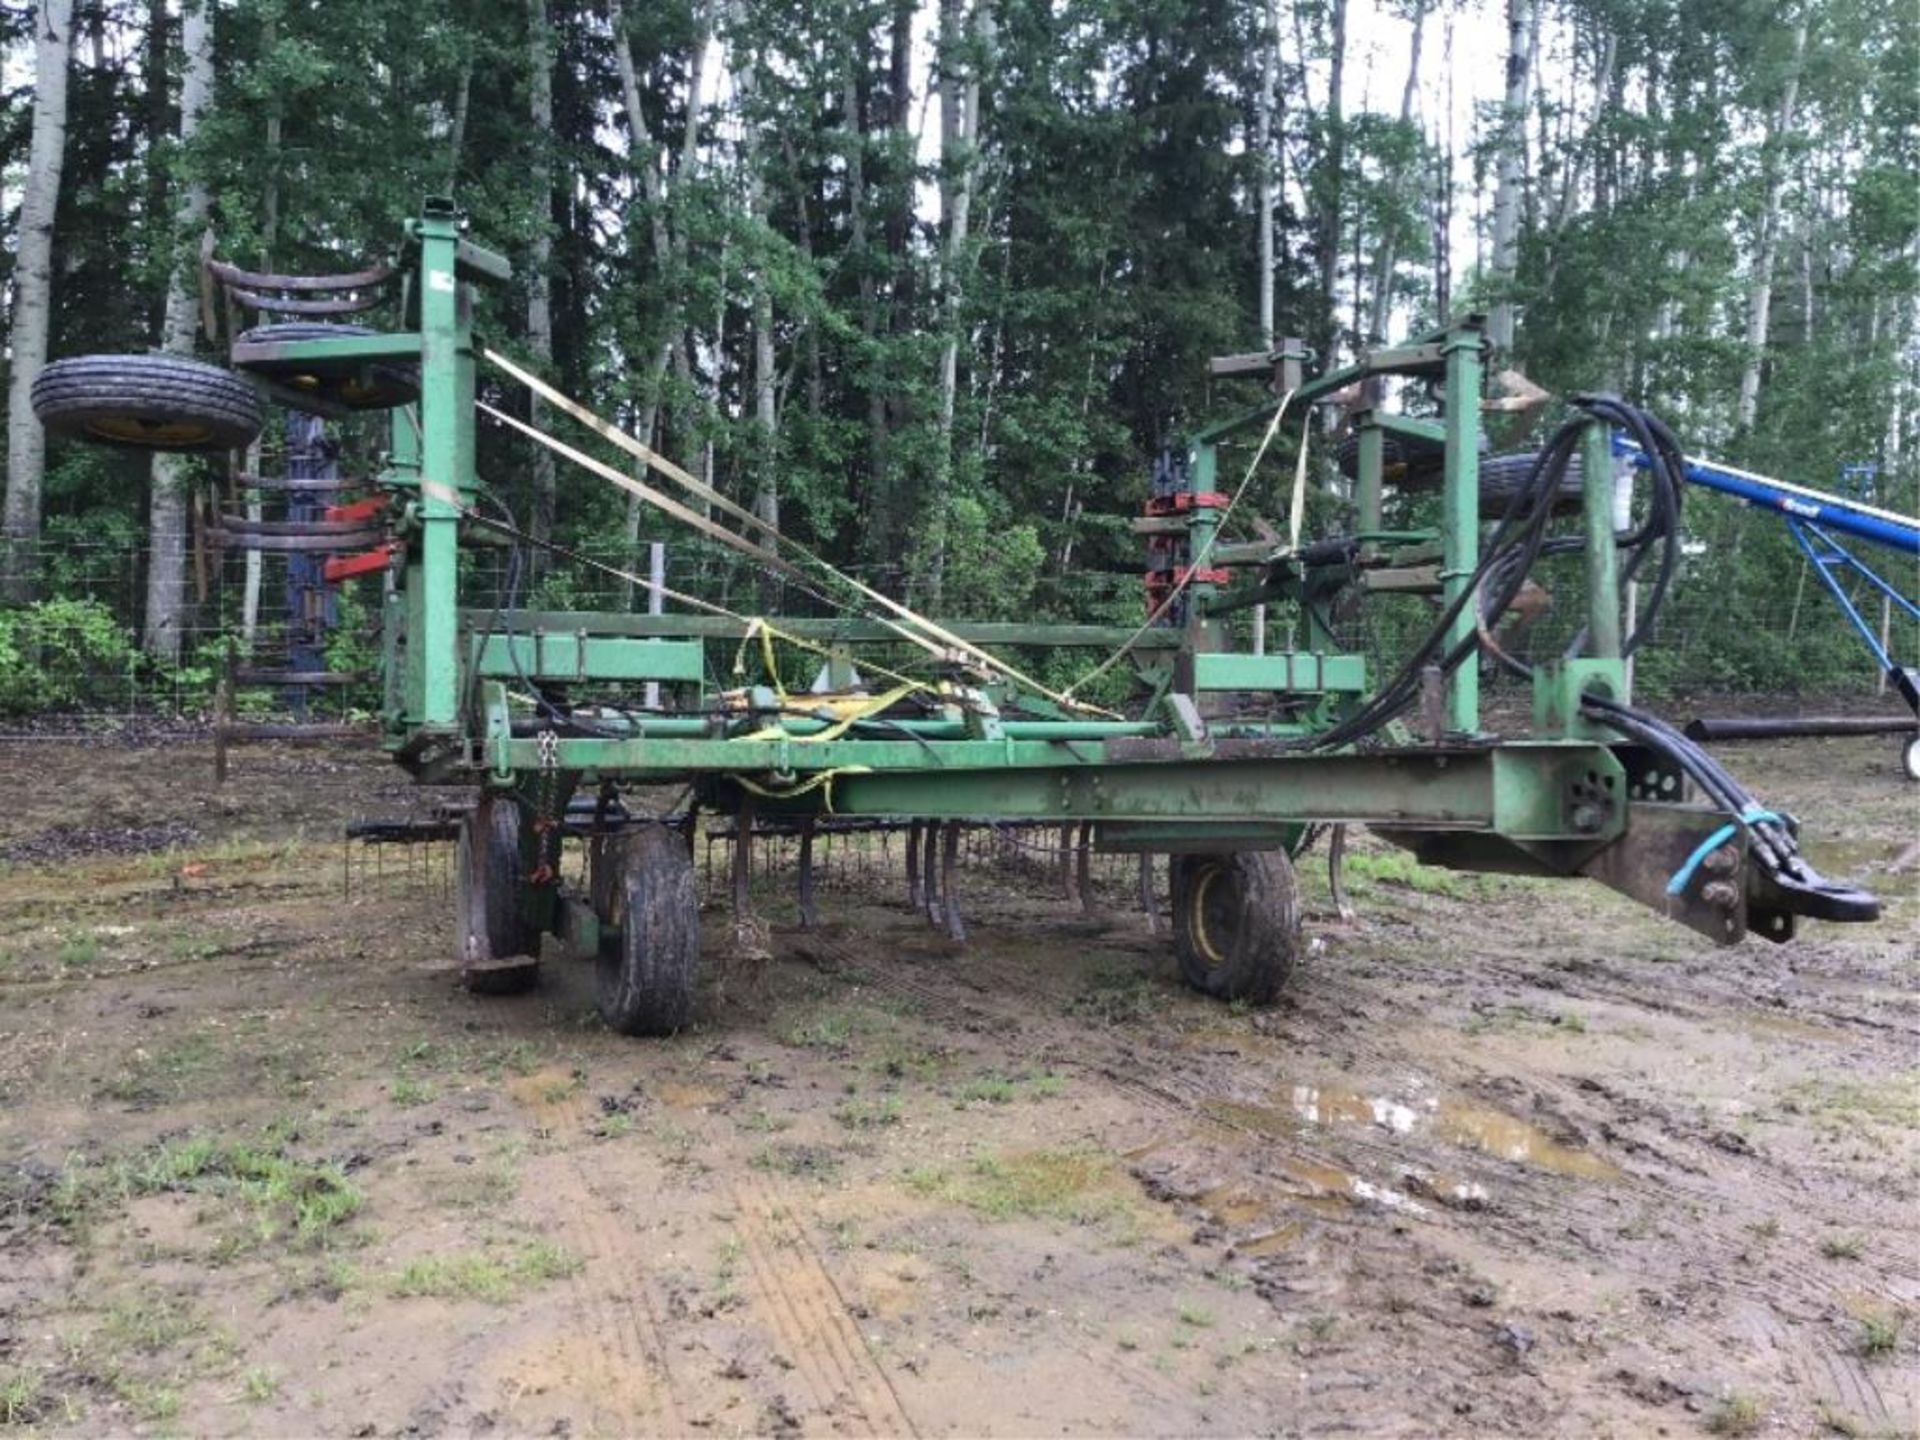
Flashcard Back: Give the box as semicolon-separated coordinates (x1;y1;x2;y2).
1903;734;1920;783
1169;850;1302;1005
1334;431;1446;489
1479;450;1585;513
32;353;262;452
232;322;420;410
1335;434;1581;510
597;826;700;1036
456;796;541;996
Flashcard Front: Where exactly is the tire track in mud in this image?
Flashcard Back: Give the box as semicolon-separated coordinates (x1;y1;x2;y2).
516;1086;688;1436
729;1171;919;1437
801;911;1917;1431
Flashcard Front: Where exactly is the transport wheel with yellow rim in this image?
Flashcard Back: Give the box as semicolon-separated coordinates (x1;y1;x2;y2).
1169;850;1302;1004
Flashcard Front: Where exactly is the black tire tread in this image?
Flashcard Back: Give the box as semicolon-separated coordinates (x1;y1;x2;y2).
231;322;418;411
458;797;540;996
1480;450;1584;511
1169;850;1302;1005
32;353;263;452
597;826;699;1036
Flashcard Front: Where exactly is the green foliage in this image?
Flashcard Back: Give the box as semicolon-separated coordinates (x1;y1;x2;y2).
2;0;1912;714
0;598;135;714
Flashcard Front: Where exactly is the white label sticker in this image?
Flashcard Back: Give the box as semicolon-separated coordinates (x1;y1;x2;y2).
428;269;455;292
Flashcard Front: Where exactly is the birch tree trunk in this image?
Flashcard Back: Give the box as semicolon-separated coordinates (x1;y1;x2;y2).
1367;0;1425;344
611;0;683;603
241;16;283;654
1255;0;1277;346
927;0;990;601
143;0;212;662
525;0;556;570
3;0;77;605
446;48;472;193
1315;0;1348;357
1487;0;1535;351
736;34;779;608
1736;19;1808;432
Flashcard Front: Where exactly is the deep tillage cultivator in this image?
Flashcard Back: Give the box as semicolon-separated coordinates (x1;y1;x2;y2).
37;202;1882;1035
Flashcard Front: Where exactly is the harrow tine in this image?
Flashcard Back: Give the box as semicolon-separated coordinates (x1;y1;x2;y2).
942;820;966;943
797;818;818;930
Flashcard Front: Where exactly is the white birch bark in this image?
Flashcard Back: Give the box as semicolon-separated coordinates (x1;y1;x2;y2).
143;0;213;661
1487;0;1535;351
3;0;77;604
1736;19;1808;432
525;0;556;558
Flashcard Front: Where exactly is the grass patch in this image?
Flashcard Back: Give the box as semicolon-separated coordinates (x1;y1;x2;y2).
956;1069;1067;1107
389;1241;580;1303
750;1143;841;1180
55;934;102;969
389;1076;434;1108
833;1096;903;1130
98;1296;202;1357
57;1289;233;1422
957;1075;1018;1106
1859;1313;1902;1358
1177;1302;1215;1329
440;1142;524;1210
0;1371;45;1426
1706;1392;1765;1435
1783;1072;1920;1132
97;1031;222;1104
1819;1233;1864;1260
1068;967;1160;1026
868;1037;953;1083
1342;849;1468;898
912;1148;1136;1229
240;1366;279;1403
776;1011;857;1052
53;1126;362;1248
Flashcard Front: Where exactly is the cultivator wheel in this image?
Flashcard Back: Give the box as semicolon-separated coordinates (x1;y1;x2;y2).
230;322;419;410
595;825;699;1036
31;353;263;452
1169;850;1302;1005
1903;734;1920;783
455;796;541;995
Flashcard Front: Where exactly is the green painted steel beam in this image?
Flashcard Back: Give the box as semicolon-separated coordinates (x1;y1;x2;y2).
234;333;423;364
1190;651;1367;693
1095;821;1304;853
458;608;1182;649
1581;419;1622;659
1440;322;1483;733
473;634;705;683
495;734;1623;836
1377;414;1445;444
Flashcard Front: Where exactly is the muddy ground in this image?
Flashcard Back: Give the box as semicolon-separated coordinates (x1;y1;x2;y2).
0;730;1915;1438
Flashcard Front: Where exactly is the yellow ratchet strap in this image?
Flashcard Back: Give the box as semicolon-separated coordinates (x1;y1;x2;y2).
739;682;919;744
731;766;872;814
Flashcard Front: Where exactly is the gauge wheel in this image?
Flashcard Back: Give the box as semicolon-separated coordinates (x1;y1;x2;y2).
456;795;541;996
231;322;420;410
32;353;263;452
1169;850;1302;1005
597;826;699;1036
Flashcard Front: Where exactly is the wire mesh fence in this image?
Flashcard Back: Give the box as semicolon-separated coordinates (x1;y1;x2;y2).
1;521;1912;734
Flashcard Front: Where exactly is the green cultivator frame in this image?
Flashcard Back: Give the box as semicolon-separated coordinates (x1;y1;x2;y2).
37;201;1880;1034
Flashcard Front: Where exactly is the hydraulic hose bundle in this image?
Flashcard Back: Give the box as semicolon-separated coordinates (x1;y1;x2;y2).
1318;393;1876;924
